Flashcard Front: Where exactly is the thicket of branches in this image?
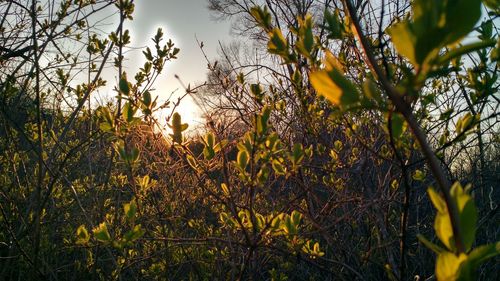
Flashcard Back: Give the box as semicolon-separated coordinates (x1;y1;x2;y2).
0;0;499;280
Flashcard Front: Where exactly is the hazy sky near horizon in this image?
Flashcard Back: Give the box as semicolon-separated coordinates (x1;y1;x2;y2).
122;0;234;128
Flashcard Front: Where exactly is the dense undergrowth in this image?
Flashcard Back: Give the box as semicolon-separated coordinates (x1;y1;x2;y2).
0;0;499;280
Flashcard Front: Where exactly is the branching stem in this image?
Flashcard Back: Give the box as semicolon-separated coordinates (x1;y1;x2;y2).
342;0;465;254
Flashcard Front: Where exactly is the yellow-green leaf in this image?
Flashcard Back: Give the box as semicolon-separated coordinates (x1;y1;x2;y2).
417;234;445;254
324;9;343;39
169;112;186;144
93;222;111;242
362;78;381;101
435;212;454;251
268;28;287;55
250;6;272;31
186;154;197;170
220;183;229;196
310;70;342;104
387;23;417;65
436;252;467;281
271;159;286;175
310;52;359;107
413;169;425;181
76;225;90;245
237;150;249;170
428;187;447;214
124;198;137;220
388;113;406;138
205;132;215;148
459;242;500;280
122;102;135;123
428;187;454;250
450;182;477;252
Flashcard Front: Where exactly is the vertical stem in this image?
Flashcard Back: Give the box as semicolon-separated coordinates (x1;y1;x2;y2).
476;122;485;198
399;164;411;280
116;0;125;118
388;111;411;280
31;0;43;273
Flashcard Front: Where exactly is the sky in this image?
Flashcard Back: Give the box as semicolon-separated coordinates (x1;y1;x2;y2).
123;0;233;130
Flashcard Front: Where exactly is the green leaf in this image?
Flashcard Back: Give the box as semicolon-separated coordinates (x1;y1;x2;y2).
143;90;152;107
304;145;313;158
130;147;140;163
257;165;270;183
310;51;359;107
460;200;477;251
271;159;286;175
237;72;245;84
76;225;90;245
270;215;281;230
186;154;197;170
119;74;130;95
387;22;418;65
391;179;399;190
93;222;111;242
130;224;145;240
324;9;343;39
283;215;296;235
302;16;314;53
440;108;454;121
169;112;186;144
388;113;406;138
203;133;216;160
203;146;215;160
124;198;137;220
237;150;249;170
268;28;288;55
310;71;342;103
122;102;131;122
115;142;128;162
250;84;263;102
362;78;381;101
291;143;304;165
417;234;445;254
438;40;496;65
442;0;482;46
435;205;455;251
450;182;477;252
261;105;272;125
250;6;272;31
387;0;483;68
123;224;145;243
334;140;343;151
459;242;500;280
296;14;314;56
411;0;446;64
455;113;475;135
413;169;425;181
205;132;215;148
313;242;324;256
100;121;113;132
291;210;302;226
